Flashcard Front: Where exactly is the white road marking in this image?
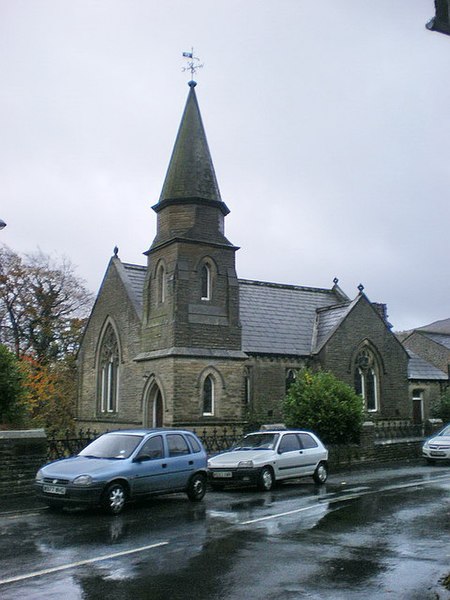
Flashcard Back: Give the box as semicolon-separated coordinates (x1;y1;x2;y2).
0;541;169;586
240;504;323;525
239;473;450;526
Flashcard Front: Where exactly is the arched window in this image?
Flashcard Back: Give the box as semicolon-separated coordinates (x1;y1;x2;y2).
202;375;214;415
286;369;296;394
354;347;379;412
201;263;211;301
156;263;166;304
99;324;119;413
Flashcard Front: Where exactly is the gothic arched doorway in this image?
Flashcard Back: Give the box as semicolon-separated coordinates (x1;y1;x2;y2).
145;383;164;428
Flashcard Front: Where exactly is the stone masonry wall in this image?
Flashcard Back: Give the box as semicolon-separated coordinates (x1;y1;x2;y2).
0;430;47;496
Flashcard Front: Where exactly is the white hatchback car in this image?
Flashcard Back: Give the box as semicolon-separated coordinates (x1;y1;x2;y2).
207;429;328;491
422;423;450;463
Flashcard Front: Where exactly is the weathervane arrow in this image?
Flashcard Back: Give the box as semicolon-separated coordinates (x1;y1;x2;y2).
182;47;203;80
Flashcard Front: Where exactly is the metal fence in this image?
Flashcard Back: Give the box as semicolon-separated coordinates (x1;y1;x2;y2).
47;421;425;462
47;427;241;461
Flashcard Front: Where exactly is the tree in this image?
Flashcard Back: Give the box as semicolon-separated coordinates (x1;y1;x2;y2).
0;246;93;363
283;368;364;444
0;245;94;432
0;344;27;426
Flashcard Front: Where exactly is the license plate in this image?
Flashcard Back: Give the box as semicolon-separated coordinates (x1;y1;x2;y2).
43;485;66;495
430;451;446;457
212;471;232;478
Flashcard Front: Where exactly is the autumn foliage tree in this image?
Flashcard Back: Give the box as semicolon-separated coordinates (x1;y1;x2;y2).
0;245;93;432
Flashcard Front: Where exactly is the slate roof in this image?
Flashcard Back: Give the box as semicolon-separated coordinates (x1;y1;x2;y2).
239;279;345;355
120;264;354;356
121;262;146;312
418;317;450;334
422;332;450;351
407;350;448;380
312;300;356;353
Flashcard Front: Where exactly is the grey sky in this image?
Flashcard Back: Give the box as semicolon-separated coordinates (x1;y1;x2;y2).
1;0;448;331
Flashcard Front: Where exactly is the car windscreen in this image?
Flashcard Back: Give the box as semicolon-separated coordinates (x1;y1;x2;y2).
232;433;279;450
79;434;143;459
438;426;450;437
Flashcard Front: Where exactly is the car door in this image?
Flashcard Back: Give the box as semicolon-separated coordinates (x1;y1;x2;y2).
297;432;322;475
131;434;168;495
275;433;304;480
163;433;196;489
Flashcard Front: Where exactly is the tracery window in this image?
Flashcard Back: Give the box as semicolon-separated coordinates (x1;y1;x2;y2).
99;324;119;413
354;347;379;412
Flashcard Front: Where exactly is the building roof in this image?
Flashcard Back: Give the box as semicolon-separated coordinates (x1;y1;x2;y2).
407;349;448;380
120;263;348;356
239;279;346;355
421;332;450;350
157;81;224;206
312;300;356;353
418;317;450;334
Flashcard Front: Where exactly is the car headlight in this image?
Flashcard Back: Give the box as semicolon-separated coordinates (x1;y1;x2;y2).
35;469;44;482
237;460;254;468
73;474;93;486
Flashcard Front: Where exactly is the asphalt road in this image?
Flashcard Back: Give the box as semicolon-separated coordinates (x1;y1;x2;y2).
0;461;449;600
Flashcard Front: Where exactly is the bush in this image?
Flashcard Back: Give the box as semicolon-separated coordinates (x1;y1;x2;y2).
283;368;364;444
431;388;450;423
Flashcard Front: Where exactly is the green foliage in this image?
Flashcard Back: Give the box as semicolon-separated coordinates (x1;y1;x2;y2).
283;368;364;444
0;344;27;425
431;387;450;423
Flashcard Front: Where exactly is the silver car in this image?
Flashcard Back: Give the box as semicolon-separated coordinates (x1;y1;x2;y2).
422;424;450;463
207;429;328;491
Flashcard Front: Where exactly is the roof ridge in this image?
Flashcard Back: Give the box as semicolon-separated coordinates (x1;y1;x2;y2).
238;278;335;294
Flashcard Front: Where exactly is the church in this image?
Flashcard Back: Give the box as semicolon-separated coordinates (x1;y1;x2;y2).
76;80;410;433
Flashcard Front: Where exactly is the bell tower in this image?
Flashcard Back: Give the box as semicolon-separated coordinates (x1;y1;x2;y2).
142;80;242;356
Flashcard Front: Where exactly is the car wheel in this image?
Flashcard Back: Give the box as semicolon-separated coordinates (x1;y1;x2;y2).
313;462;328;484
257;466;274;491
187;473;207;502
102;482;127;515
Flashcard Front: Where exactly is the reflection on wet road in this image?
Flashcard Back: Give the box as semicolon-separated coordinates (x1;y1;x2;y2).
1;464;449;599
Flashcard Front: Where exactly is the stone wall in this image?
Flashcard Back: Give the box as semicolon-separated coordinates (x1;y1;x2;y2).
0;430;47;497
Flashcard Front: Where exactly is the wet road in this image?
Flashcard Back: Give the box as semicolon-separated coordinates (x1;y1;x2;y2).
0;462;449;599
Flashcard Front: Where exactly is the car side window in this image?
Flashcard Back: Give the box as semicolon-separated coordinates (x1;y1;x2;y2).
167;434;190;456
278;433;301;453
298;433;318;449
139;435;164;459
186;434;202;453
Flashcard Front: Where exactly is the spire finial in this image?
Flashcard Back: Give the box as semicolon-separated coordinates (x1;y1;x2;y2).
182;47;203;84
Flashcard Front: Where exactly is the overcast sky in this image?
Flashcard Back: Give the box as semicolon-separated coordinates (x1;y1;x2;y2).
1;0;448;332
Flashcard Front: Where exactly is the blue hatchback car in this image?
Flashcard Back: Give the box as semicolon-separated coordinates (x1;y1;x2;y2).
35;429;208;514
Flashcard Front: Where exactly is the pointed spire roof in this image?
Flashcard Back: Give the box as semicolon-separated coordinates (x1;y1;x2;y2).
156;81;227;212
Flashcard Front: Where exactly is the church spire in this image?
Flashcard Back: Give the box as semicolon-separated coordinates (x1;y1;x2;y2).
156;81;227;212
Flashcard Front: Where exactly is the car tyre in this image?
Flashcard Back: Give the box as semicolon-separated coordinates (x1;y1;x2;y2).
102;482;127;515
313;462;328;484
257;466;274;491
187;473;207;502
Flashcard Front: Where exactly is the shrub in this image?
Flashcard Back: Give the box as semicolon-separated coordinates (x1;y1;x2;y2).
283;368;364;444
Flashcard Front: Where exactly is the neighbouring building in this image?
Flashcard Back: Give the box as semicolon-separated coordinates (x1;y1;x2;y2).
76;81;411;433
401;318;450;421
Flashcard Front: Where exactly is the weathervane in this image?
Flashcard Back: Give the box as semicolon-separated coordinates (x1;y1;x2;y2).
182;48;203;80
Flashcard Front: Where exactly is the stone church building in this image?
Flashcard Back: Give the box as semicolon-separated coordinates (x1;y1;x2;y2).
76;81;410;433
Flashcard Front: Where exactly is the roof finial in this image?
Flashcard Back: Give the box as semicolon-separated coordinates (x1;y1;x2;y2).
182;47;203;85
113;245;119;257
357;283;364;293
